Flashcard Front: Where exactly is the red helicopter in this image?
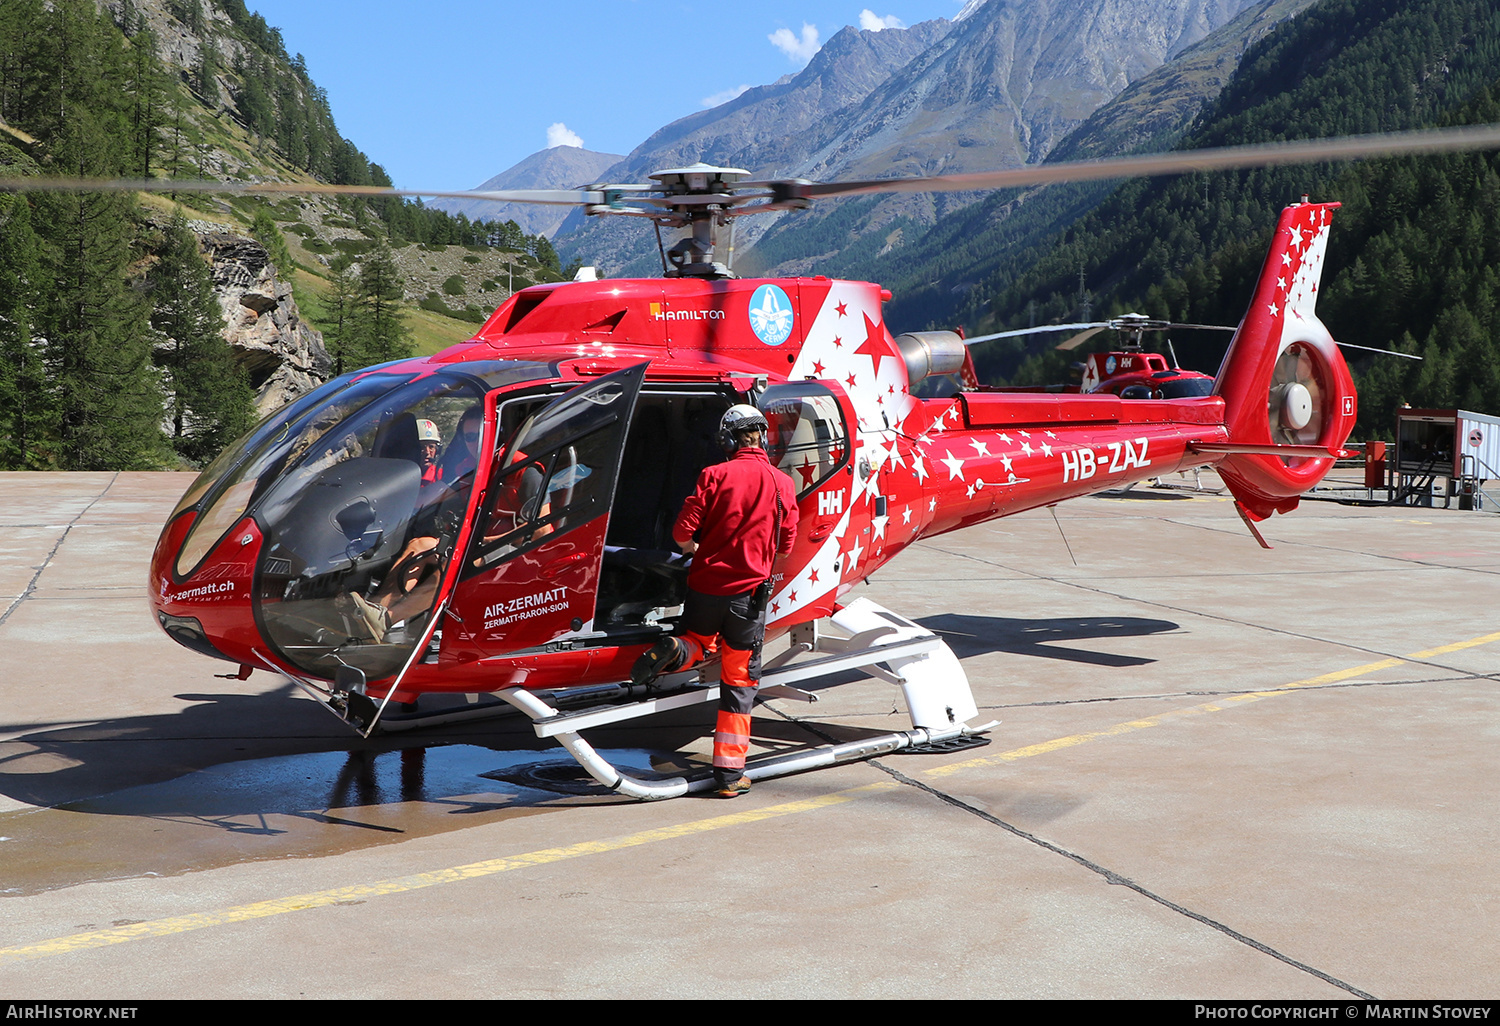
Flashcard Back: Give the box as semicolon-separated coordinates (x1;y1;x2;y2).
958;312;1229;399
116;127;1500;798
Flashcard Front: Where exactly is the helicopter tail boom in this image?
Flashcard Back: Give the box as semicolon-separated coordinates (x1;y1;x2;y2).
1211;200;1357;519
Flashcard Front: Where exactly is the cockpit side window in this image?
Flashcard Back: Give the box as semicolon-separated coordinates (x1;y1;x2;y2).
759;384;850;499
170;376;352;522
464;384;630;574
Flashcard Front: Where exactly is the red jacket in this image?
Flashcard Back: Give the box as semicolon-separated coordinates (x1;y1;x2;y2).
674;446;799;596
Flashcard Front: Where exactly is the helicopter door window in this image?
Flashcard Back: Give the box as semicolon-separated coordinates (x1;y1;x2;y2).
466;376;640;574
759;384;850;499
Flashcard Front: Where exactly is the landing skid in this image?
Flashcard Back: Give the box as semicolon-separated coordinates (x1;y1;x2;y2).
496;598;995;800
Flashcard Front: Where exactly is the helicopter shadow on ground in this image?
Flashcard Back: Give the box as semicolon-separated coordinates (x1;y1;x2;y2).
0;684;742;895
0;680;729;810
1097;488;1198;500
917;612;1181;668
0;610;1180;814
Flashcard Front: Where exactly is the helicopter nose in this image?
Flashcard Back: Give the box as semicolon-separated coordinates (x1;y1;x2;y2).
149;512;265;668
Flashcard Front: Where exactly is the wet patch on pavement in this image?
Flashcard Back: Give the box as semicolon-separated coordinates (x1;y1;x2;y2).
0;744;669;896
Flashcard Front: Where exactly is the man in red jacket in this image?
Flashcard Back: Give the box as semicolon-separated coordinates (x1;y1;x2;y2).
632;404;799;797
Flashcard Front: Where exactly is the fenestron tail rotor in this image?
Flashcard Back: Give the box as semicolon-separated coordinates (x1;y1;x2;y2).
1269;343;1327;447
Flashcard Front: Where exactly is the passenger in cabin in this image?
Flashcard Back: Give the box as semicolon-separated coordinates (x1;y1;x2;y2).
416;419;443;484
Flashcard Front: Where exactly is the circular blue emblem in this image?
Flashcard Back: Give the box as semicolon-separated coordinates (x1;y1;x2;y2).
748;284;794;346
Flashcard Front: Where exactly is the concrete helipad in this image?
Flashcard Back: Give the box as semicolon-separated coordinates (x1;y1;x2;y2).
0;470;1496;999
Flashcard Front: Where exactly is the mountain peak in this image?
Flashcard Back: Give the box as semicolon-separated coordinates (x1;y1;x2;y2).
429;147;625;237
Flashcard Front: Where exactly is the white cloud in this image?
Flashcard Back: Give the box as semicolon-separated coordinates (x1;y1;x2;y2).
701;84;752;109
546;122;584;149
859;10;906;31
769;23;820;64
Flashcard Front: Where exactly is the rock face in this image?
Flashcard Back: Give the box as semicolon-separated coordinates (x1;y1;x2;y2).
788;0;1262;185
198;232;331;417
605;18;956;180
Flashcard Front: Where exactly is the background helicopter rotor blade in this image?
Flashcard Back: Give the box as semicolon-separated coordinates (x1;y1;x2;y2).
1165;322;1238;333
960;322;1108;347
964;318;1239;352
1336;341;1424;360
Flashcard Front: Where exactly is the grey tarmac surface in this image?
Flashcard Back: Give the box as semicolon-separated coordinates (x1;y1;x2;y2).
0;470;1496;999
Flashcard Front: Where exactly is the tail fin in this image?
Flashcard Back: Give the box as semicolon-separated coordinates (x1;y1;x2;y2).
1212;200;1358;519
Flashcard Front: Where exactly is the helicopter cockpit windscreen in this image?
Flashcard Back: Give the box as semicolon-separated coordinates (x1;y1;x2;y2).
248;373;497;680
173;371;417;577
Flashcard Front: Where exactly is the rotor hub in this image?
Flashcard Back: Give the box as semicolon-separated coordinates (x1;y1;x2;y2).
1277;382;1314;431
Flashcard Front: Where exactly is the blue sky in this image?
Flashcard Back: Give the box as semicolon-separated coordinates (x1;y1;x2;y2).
240;1;973;190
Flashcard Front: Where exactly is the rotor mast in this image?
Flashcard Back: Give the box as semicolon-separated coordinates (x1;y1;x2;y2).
584;163;809;280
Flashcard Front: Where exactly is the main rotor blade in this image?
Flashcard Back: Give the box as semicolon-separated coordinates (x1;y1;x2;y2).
1336;341;1423;360
1056;326;1108;351
797;123;1500;199
962;322;1108;346
0;176;603;205
6;123;1497;208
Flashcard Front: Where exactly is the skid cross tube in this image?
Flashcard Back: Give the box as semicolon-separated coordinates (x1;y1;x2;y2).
496;598;992;800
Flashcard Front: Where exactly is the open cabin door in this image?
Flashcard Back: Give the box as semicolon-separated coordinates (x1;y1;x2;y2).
443;363;647;663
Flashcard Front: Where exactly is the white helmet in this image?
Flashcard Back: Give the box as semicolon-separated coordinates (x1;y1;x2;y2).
416;419;442;444
718;404;768;454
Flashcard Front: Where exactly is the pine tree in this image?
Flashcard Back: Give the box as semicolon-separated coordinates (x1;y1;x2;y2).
27;2;166;469
320;259;362;376
249;205;294;274
127;23;167;177
0;194;49;468
149;217;254;464
195;33;219;107
352;240;413;368
40;117;166;469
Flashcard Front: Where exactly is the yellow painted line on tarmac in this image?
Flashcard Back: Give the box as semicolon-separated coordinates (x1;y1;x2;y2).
0;782;897;964
1405;630;1500;658
5;630;1497;964
927;631;1500;779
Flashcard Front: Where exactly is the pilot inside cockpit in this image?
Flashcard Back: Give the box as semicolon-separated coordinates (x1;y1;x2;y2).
343;403;485;640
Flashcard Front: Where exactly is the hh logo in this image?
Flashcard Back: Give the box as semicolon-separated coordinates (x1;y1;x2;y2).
818;490;843;516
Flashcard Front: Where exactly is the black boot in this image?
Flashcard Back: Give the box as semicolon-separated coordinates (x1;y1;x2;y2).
631;636;685;685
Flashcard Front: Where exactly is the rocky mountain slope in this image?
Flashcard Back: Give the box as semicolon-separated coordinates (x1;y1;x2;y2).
553;0;1265;276
1045;0;1321;162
